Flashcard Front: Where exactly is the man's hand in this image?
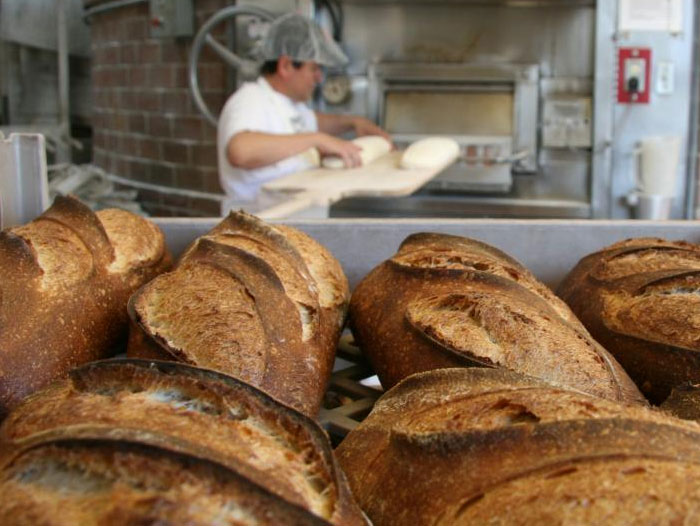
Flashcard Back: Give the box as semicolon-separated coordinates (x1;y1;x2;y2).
352;117;393;144
315;133;363;168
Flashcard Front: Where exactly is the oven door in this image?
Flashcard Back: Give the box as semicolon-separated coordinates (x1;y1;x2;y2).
368;62;539;175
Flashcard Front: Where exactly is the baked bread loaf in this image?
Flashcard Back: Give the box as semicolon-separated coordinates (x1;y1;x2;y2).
126;211;349;417
0;195;171;418
0;437;332;526
557;237;700;404
349;232;643;404
336;367;700;526
0;359;367;526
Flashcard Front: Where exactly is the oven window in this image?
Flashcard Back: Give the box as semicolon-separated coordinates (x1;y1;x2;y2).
383;91;513;136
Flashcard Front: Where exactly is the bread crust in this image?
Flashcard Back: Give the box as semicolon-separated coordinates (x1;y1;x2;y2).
336;368;700;526
557;237;700;403
0;436;334;526
349;233;642;404
0;196;171;418
0;359;367;526
127;211;349;417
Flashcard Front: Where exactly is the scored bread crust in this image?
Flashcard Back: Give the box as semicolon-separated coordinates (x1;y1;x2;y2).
336;367;700;526
0;195;171;418
349;232;643;404
0;437;333;526
557;237;700;404
127;211;349;417
0;359;367;526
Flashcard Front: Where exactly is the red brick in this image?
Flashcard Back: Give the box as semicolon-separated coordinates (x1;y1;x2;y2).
135;91;161;112
201;171;223;194
138;41;161;63
120;91;136;111
161;90;192;114
119;134;139;155
102;44;121;65
192;143;217;167
128;112;146;133
113;112;129;132
162;141;191;164
148;115;172;137
128;66;148;86
150;163;175;186
188;196;222;217
149;65;174;88
173;65;188;88
139;137;160;160
198;64;226;90
137;189;163;205
161;192;189;209
161;42;188;63
125;18;148;42
172;116;203;140
124;160;149;182
121;42;137;63
173;166;201;190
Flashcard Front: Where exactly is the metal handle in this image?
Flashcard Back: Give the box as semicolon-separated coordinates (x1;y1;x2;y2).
188;6;275;126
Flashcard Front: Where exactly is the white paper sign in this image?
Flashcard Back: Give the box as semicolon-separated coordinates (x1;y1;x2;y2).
618;0;683;33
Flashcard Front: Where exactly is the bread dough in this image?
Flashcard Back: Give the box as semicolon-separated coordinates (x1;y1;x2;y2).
322;135;392;169
400;137;460;170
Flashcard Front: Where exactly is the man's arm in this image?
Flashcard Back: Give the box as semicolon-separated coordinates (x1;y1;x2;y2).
315;112;392;142
227;131;364;170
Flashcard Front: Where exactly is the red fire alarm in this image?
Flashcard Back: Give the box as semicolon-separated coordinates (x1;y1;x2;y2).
617;47;651;104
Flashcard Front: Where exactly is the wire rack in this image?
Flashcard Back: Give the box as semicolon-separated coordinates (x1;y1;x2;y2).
319;332;383;445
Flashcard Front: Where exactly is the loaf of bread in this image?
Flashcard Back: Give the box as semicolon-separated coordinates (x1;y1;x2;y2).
0;437;332;526
0;195;171;418
349;232;643;404
557;237;700;404
126;211;349;417
336;367;700;526
0;359;367;526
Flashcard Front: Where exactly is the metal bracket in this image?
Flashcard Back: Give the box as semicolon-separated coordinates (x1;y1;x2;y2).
0;133;49;229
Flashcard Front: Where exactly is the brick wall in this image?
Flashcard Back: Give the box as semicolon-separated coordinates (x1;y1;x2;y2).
86;0;234;216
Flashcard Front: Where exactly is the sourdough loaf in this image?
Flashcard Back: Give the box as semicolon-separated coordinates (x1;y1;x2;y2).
0;195;171;418
0;437;332;526
126;211;349;417
336;367;700;526
349;232;643;403
0;359;367;526
557;237;700;404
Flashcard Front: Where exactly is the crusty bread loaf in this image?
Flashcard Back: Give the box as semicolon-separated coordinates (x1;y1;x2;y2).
0;437;332;526
126;212;349;417
336;367;700;526
557;237;700;404
349;232;643;404
0;359;367;526
0;195;171;418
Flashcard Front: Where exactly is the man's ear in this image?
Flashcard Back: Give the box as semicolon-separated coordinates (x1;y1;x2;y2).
277;55;293;79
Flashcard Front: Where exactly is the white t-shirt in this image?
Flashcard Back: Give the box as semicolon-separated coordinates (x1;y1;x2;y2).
217;77;319;213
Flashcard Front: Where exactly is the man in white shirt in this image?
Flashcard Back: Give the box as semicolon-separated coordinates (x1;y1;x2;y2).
217;13;390;214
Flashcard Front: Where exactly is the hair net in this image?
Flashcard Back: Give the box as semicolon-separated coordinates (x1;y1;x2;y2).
256;13;348;68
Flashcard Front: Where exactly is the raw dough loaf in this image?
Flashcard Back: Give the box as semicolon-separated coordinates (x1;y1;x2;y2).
400;137;460;170
321;135;392;169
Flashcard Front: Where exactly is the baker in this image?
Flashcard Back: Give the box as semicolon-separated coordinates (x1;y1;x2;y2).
217;13;391;214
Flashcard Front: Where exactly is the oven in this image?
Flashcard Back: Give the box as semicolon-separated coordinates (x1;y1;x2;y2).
369;61;538;193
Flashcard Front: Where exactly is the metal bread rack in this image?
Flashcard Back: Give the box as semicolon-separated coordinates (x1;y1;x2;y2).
319;332;382;445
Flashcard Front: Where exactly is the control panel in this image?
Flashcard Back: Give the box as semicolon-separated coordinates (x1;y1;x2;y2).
617;47;651;104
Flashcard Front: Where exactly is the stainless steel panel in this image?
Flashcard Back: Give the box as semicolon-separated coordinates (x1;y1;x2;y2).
0;0;91;57
154;218;700;290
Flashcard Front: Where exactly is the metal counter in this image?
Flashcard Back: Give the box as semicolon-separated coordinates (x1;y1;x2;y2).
153;217;700;290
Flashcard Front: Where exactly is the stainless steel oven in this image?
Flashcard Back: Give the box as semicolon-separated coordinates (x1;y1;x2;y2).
369;61;539;193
